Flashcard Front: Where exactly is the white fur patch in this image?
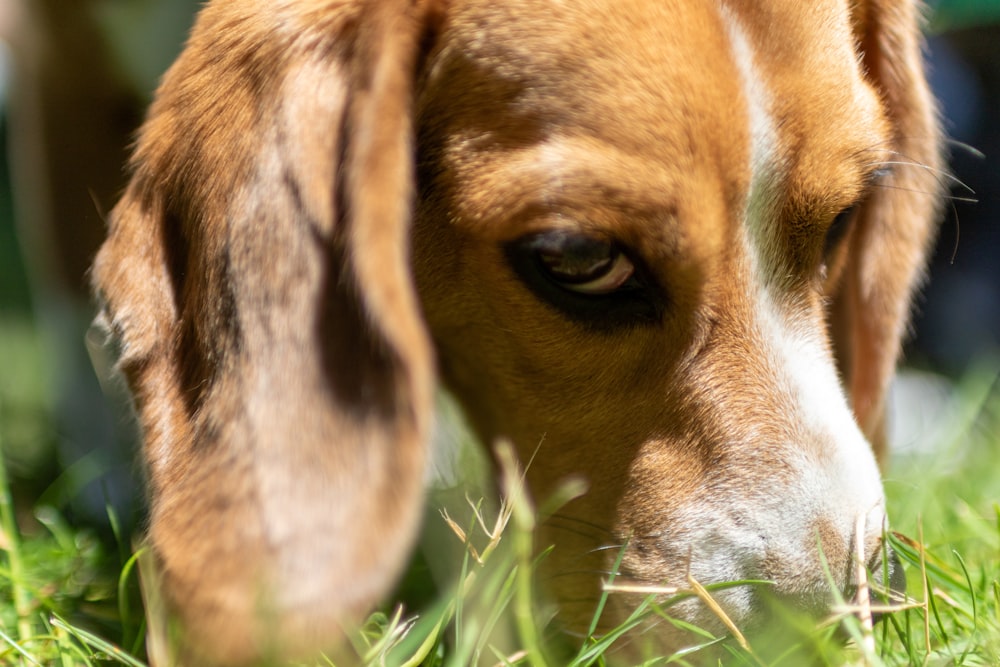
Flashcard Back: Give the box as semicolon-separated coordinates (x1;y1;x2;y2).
691;5;887;603
719;5;781;264
720;4;882;512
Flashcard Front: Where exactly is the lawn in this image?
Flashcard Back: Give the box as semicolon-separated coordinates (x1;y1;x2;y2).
0;311;998;665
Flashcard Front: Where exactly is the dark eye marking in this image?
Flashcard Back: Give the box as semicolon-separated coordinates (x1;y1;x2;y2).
504;230;663;328
823;205;857;258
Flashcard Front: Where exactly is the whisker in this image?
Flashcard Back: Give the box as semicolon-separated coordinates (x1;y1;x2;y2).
943;137;985;160
866;158;975;194
871;182;977;204
542;568;624;582
555;626;594;641
857;143;979;200
588;544;629;554
870;146;978;265
947;200;961;264
542;525;607;542
545;513;615;537
942;194;978;204
854;136;980;159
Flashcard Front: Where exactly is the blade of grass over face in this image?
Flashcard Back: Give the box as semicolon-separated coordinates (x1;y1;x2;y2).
580;537;629;650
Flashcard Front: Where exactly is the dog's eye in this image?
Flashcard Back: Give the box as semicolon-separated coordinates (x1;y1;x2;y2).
505;230;662;328
534;234;636;294
823;205;857;258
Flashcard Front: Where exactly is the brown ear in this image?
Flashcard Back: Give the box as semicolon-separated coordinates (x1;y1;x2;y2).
832;0;943;462
92;1;439;663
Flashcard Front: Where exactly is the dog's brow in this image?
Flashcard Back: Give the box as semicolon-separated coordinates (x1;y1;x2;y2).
461;139;683;231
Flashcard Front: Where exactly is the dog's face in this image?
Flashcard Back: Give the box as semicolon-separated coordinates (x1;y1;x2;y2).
413;0;908;635
93;0;942;662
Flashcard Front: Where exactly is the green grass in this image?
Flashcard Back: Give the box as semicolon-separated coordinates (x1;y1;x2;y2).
347;367;1000;667
1;312;999;665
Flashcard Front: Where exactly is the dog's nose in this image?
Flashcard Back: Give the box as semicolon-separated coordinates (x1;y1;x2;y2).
869;543;906;618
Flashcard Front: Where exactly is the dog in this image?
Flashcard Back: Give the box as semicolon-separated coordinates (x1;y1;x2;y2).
92;0;943;663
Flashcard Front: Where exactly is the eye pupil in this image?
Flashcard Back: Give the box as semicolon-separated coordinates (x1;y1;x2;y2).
538;241;615;284
504;229;662;325
523;231;637;295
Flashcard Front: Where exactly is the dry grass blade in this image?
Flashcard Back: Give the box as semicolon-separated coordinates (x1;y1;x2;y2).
853;512;876;656
473;494;512;563
686;572;752;654
491;649;528;666
602;582;680;596
441;508;482;563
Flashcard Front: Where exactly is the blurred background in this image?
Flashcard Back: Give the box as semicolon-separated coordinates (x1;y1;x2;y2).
0;0;996;540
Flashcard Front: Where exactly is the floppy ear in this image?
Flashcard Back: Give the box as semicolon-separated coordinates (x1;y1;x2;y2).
92;1;440;663
831;0;943;463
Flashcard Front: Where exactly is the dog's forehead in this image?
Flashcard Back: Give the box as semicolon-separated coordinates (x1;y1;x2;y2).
427;1;748;152
421;0;887;221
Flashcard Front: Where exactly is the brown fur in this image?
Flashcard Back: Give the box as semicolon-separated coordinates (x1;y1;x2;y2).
93;0;941;663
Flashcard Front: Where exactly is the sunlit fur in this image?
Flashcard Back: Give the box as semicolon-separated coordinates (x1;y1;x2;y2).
93;0;942;663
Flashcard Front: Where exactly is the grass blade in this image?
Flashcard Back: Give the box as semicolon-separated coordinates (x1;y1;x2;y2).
0;420;33;643
48;616;146;667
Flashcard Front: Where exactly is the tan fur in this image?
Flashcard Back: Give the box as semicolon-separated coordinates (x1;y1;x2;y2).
93;0;941;663
835;0;943;458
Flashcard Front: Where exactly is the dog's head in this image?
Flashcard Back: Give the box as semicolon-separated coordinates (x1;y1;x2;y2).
93;0;942;662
